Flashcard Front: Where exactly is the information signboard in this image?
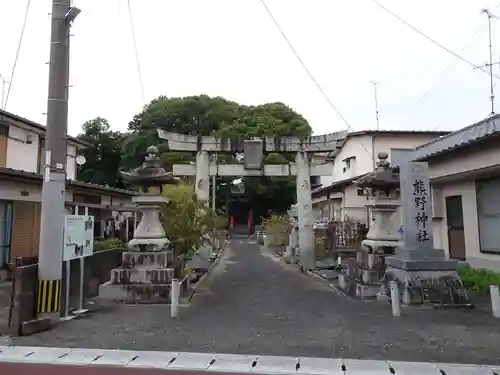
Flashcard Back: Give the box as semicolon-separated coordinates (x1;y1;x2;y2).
63;214;94;261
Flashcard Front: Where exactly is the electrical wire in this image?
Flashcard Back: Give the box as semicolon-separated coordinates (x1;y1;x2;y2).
4;0;31;110
415;27;485;110
370;0;500;80
127;0;146;104
414;2;500;112
258;0;352;131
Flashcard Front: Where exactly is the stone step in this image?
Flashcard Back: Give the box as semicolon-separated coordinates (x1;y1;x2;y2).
110;268;174;285
99;282;171;303
121;251;174;269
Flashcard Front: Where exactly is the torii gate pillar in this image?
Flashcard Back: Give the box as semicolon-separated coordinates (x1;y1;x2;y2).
195;150;210;202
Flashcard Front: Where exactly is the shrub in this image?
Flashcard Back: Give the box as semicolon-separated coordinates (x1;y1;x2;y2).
161;183;227;258
263;215;290;247
94;237;125;252
458;264;500;295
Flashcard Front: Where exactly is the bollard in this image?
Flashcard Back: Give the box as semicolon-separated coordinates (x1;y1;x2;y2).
389;281;401;317
490;284;500;318
337;256;342;266
171;279;180;318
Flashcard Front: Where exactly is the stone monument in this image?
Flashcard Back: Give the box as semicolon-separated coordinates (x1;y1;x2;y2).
99;145;178;303
338;152;401;299
384;159;471;306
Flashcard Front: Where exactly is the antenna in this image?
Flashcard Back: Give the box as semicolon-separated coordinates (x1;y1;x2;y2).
371;81;380;130
479;9;500;116
0;75;8;110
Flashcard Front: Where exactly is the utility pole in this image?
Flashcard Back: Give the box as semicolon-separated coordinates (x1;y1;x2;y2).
479;9;499;116
37;0;80;320
371;81;380;130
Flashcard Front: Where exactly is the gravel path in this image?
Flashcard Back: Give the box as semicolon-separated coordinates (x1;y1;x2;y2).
11;238;500;365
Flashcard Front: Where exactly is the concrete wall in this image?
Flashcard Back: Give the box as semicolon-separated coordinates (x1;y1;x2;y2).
5;124;80;179
8;248;124;336
66;144;77;180
321;132;443;188
0;180;73;202
330;135;374;185
373;133;441;165
429;139;500;271
6;127;39;173
432;180;500;271
341;184;369;223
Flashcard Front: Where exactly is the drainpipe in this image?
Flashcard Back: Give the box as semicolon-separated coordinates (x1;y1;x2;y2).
371;135;377;170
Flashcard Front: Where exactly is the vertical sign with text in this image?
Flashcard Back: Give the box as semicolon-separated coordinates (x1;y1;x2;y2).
399;161;434;251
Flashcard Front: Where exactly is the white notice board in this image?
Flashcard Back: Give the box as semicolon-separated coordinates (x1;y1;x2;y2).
63;214;94;261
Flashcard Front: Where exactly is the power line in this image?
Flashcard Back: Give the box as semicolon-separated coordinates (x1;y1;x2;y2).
370;0;500;80
4;0;31;110
258;0;352;131
127;0;146;104
415;26;485;110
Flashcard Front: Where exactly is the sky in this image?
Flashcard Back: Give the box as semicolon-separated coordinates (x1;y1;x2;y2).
1;0;500;137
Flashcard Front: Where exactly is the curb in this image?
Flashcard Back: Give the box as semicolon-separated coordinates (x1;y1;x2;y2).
187;247;226;302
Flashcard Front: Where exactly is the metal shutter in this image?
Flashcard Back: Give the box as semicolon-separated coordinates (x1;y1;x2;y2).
10;201;40;260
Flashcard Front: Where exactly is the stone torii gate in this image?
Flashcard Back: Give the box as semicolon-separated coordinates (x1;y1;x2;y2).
157;130;347;269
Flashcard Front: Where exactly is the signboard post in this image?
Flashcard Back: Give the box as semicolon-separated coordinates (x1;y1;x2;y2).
62;208;94;319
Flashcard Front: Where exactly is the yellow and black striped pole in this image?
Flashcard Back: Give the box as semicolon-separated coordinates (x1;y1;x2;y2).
36;279;62;314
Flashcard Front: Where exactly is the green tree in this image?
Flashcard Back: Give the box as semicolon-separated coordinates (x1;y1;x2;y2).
161;183;227;274
77;117;126;188
123;95;312;218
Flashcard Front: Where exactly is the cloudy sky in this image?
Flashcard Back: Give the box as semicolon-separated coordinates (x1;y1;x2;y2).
1;0;500;137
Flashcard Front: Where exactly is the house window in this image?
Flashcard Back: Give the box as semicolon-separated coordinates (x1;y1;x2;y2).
342;157;356;173
357;188;364;196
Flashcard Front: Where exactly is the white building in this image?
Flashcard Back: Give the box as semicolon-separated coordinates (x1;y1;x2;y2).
0;110;137;272
401;115;500;271
313;130;448;223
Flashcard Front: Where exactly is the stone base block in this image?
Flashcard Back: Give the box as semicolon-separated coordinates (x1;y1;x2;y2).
98;282;171;303
110;268;174;285
356;283;382;299
338;274;382;300
384;266;472;306
361;239;399;254
356;251;388;270
128;238;170;252
122;251;174;268
359;268;384;284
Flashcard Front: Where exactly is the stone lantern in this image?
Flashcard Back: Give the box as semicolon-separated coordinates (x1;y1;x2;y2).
338;152;401;299
356;151;401;254
99;145;178;303
120;145;176;252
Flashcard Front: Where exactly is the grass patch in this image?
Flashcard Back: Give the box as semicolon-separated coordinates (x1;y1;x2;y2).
458;264;500;295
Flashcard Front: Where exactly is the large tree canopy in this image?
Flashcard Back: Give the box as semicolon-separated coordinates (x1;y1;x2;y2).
77;117;126;189
78;95;312;216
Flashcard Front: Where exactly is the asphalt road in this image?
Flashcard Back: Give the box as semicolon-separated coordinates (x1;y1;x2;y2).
11;237;500;365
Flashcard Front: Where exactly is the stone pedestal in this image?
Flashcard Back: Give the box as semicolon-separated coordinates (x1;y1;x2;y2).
99;194;174;304
384;249;471;306
99;251;175;303
338;203;400;299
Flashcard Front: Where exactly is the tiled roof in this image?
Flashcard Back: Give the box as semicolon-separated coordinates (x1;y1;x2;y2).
311;173;369;197
0;167;139;196
411;114;500;161
0;109;91;148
